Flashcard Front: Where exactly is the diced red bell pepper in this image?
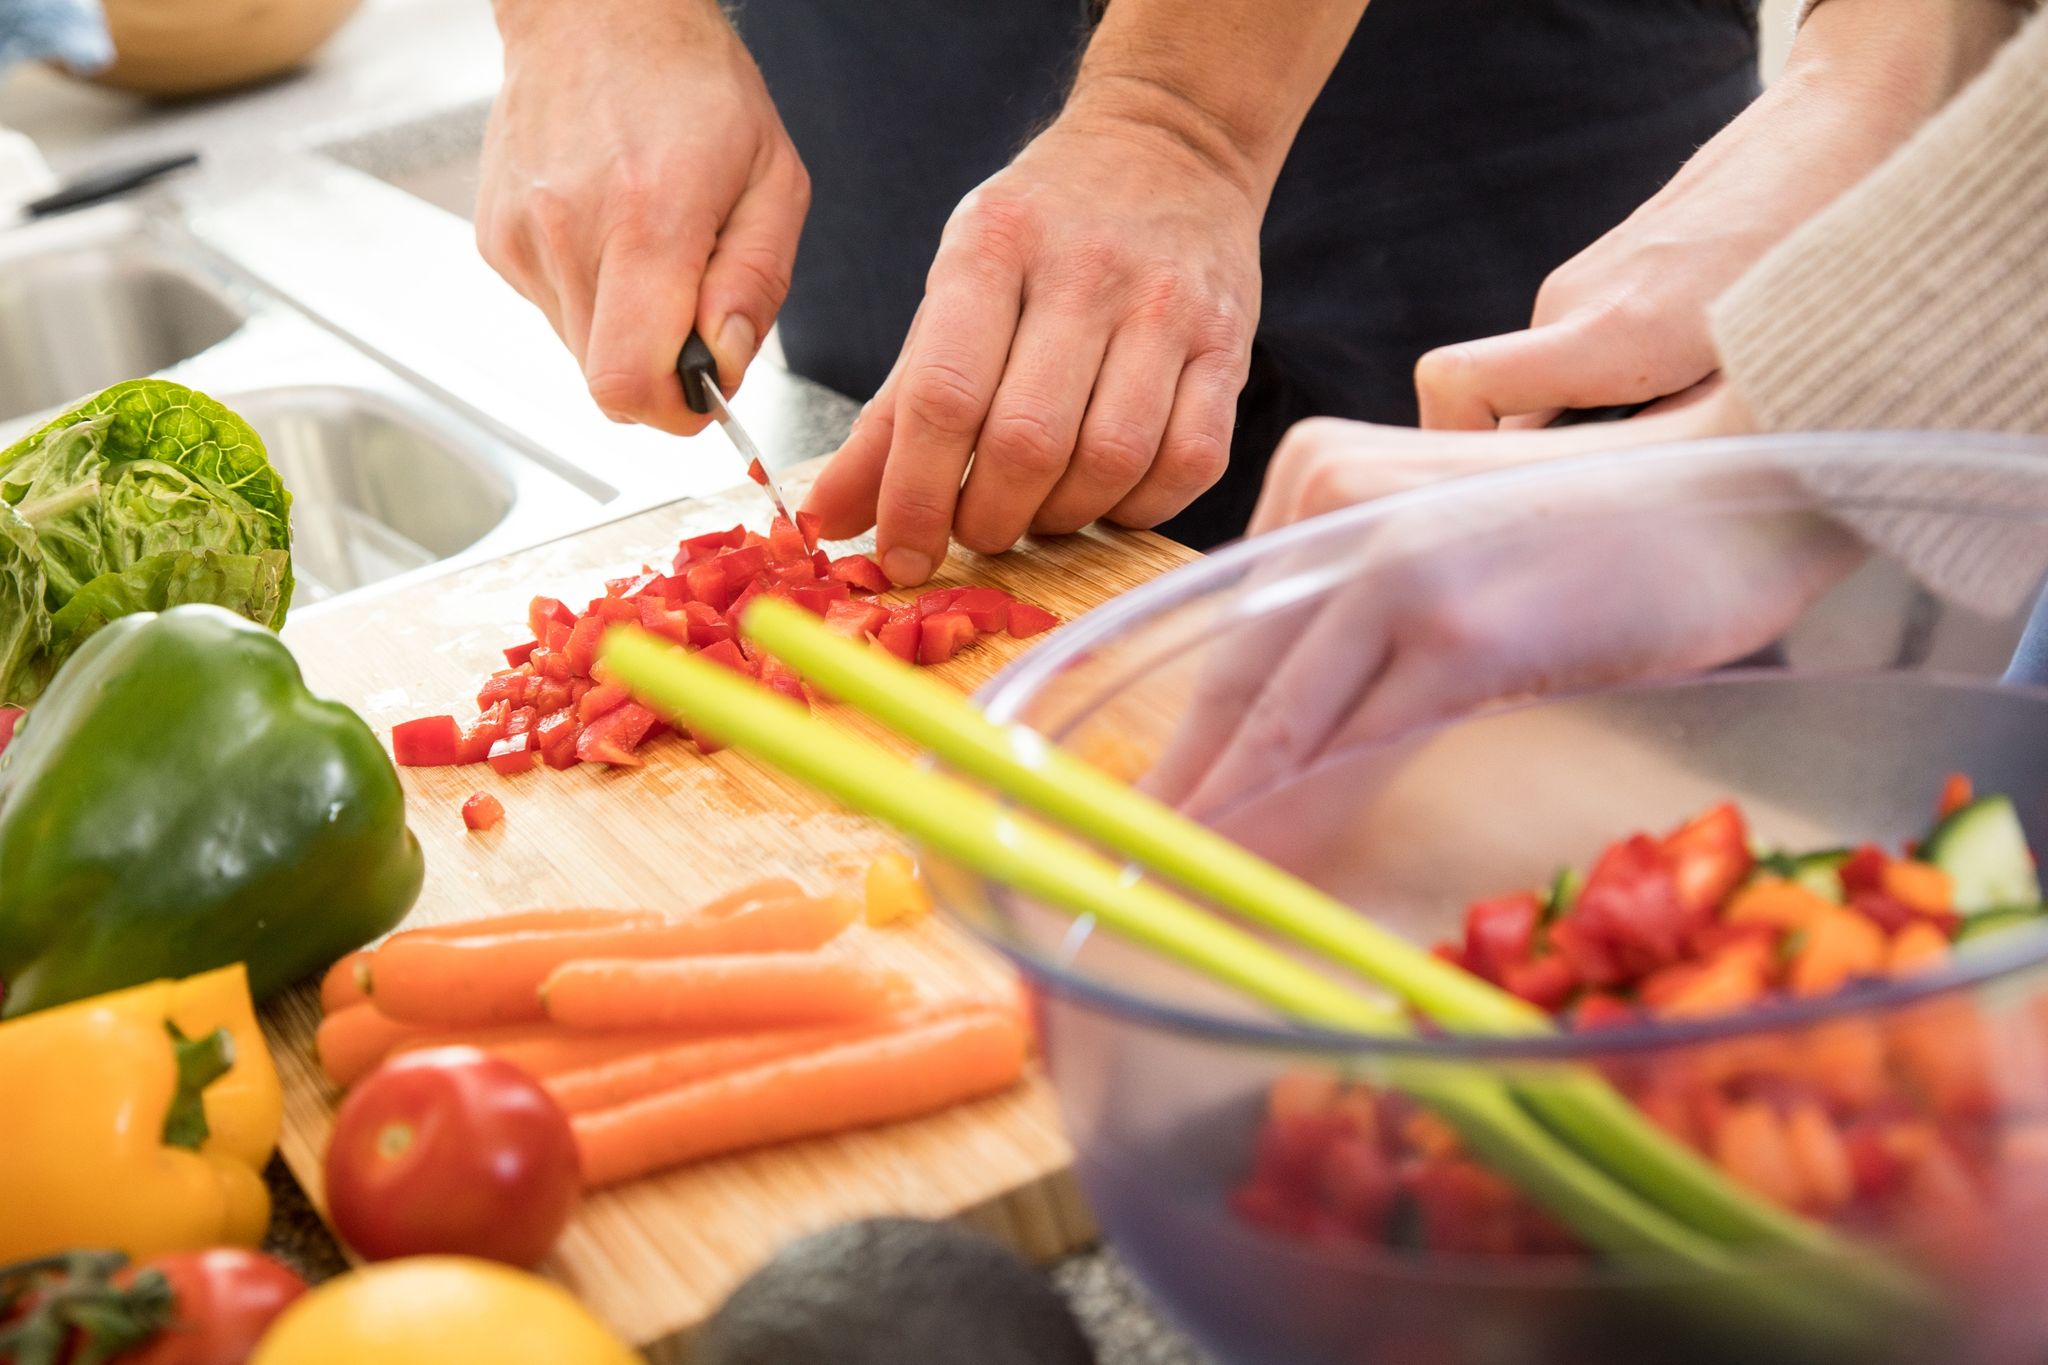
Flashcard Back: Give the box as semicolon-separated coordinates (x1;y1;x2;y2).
797;510;824;548
457;702;511;764
685;559;736;612
716;544;768;587
578;680;632;724
916;588;963;619
1462;892;1542;984
533;677;573;715
673;525;747;570
747;458;769;486
757;655;809;708
606;570;664;599
1938;773;1975;821
1549;917;1625;988
824;600;890;640
476;669;531;711
767;516;811;566
569;677;595;706
392;715;465;767
533;647;572;683
1838;845;1889;897
1501;954;1577;1012
1571;992;1639;1031
827;555;892;594
563;614;607;677
1662;802;1752;917
508;705;539;736
462;792;506;831
528;596;577;640
542;620;572;651
638;598;694;647
588;596;641;625
1569;834;1695;979
726;577;770;629
876;609;920;663
503;640;539;668
682;600;733;647
1006;601;1059;639
536;710;581;769
785;580;850;617
686;724;726;755
951;587;1012;633
917;609;976;665
698;638;756;677
576;701;660;765
486;731;541;776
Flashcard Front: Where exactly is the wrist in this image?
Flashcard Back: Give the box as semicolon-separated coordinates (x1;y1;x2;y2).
1785;0;2024;128
1060;73;1284;207
494;0;730;49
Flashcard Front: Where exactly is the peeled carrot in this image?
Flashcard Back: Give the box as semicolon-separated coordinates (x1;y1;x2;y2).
316;1004;443;1088
864;852;933;927
542;952;913;1032
385;1024;696;1077
394;907;671;942
368;885;855;1027
320;951;372;1013
572;1008;1029;1186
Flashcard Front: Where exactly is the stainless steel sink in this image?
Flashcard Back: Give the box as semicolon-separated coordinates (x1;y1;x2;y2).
0;211;245;423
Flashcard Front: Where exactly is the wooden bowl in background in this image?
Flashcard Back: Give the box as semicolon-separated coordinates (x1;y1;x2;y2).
86;0;364;98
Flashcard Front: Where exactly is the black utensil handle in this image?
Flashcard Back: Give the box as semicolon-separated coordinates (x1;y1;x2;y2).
24;151;200;219
677;331;718;415
1547;401;1654;428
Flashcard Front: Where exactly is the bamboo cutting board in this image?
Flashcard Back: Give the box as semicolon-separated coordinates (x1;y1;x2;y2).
265;463;1198;1360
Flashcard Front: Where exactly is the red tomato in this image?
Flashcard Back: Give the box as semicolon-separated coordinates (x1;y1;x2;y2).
115;1249;307;1365
325;1047;580;1268
461;792;505;830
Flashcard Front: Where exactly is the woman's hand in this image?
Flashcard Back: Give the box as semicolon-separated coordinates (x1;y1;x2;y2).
476;0;810;435
802;107;1264;585
1413;0;2023;430
1150;392;1864;817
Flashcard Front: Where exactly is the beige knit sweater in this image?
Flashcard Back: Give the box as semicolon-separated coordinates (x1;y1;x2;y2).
1713;7;2048;434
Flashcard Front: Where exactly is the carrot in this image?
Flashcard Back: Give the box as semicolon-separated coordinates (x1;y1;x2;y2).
864;852;933;927
542;953;912;1032
392;907;670;942
368;887;856;1027
543;1004;984;1114
320;951;372;1013
1724;877;1834;931
1655;946;1769;1020
316;1004;443;1088
572;1008;1029;1186
1881;860;1955;916
384;1024;697;1077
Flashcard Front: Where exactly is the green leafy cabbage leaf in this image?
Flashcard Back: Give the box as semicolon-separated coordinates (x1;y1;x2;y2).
0;381;294;703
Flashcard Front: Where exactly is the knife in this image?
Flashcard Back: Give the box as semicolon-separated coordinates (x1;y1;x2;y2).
677;331;811;552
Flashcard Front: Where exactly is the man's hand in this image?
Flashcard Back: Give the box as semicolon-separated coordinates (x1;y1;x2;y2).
1414;0;2024;430
802;0;1368;585
802;112;1263;585
476;0;810;434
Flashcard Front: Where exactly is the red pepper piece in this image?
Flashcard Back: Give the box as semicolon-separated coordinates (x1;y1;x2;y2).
1661;802;1752;917
951;587;1011;632
673;525;747;570
462;792;506;831
917;609;976;665
747;458;769;486
1461;892;1542;984
528;596;577;640
683;600;733;647
503;640;539;668
576;701;660;765
486;731;541;776
685;559;736;613
457;701;511;764
824;600;890;640
1502;954;1576;1012
532;677;573;715
826;555;891;594
767;516;810;566
637;598;694;648
785;580;850;617
476;669;531;711
533;648;573;683
916;588;963;619
697;638;756;677
563;614;607;677
1006;601;1059;638
578;680;632;724
876;609;920;663
392;715;464;767
536;710;581;769
757;655;809;708
588;597;640;625
797;510;825;548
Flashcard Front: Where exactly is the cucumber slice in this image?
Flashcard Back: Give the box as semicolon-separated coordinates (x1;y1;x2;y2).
1543;866;1582;923
1922;796;2043;915
1788;850;1851;904
1955;904;2047;944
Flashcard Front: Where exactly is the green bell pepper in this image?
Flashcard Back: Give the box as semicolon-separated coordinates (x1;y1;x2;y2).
0;605;423;1017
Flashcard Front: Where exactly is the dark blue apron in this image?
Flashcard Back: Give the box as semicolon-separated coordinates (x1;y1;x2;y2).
739;0;1761;548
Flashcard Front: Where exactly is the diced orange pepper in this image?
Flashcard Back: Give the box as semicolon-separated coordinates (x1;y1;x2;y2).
1787;908;1888;997
863;851;934;927
1881;859;1955;916
1726;877;1836;931
1656;947;1769;1020
1784;1100;1853;1213
1712;1100;1808;1210
1888;920;1951;976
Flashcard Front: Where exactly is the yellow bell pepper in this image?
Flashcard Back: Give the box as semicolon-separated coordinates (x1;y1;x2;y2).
0;963;282;1260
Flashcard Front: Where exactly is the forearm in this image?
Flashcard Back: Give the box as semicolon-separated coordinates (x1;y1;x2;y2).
1785;0;2027;133
1061;0;1369;207
492;0;728;48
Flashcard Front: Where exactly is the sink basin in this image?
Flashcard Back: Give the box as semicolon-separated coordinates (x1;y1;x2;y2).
227;385;523;603
0;219;245;423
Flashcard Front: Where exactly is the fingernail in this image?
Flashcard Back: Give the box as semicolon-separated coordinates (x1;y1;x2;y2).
716;315;757;379
881;548;931;586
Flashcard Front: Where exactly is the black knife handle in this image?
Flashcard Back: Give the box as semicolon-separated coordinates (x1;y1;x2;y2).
677;331;719;415
25;151;200;219
1547;401;1654;428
